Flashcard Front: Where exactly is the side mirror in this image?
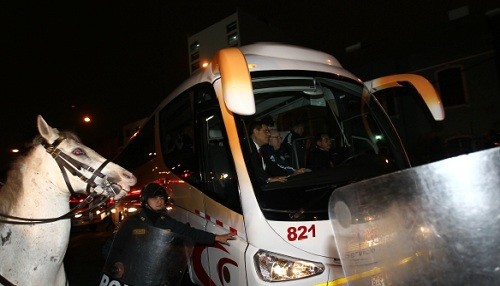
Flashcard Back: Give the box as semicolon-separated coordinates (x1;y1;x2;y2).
365;74;445;121
212;47;256;115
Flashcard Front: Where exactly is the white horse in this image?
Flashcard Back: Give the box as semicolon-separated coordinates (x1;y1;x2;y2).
0;115;137;286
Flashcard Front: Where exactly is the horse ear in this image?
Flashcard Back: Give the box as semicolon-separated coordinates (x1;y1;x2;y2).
37;115;58;142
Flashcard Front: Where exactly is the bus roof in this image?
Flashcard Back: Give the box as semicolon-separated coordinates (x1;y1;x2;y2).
163;43;361;107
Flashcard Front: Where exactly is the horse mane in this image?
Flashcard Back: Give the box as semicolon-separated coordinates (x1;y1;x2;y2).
0;130;81;214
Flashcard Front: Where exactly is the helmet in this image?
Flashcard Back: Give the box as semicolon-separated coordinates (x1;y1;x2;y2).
141;183;169;203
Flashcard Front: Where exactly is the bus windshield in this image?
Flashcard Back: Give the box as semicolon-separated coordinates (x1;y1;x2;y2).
236;72;408;222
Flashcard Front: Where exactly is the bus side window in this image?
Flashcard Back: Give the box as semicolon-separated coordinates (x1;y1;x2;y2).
159;91;201;187
114;117;156;172
201;113;241;213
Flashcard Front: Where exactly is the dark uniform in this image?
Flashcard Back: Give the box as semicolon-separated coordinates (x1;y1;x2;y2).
102;183;215;257
101;183;217;285
307;146;334;170
261;144;295;175
129;207;215;245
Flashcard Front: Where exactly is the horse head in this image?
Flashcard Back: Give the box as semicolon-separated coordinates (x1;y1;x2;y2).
37;115;137;200
0;115;137;286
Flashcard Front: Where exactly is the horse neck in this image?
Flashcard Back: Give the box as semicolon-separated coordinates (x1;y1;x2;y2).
5;147;71;218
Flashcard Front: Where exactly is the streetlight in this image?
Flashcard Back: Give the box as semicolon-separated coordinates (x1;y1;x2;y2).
83;116;91;124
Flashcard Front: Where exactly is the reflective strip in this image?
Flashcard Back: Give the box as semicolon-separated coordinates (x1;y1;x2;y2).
315;252;422;286
195;209;238;235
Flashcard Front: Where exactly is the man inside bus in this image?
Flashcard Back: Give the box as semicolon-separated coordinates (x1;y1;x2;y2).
307;132;335;170
282;120;307;167
249;120;304;184
261;129;309;176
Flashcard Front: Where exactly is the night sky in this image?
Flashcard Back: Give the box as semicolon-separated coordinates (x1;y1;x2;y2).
2;2;245;167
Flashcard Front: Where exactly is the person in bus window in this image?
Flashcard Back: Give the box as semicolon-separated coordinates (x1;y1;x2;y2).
175;125;194;152
248;120;290;184
307;133;335;170
282;120;307;167
261;129;308;176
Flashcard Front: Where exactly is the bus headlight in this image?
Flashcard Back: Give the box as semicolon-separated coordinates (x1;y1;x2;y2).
254;250;324;282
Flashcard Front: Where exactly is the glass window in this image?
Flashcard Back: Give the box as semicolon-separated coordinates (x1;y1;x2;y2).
227;32;239;46
190;52;199;62
200;111;241;213
226;21;237;33
159;91;200;186
114;117;155;172
374;89;399;117
191;61;199;73
236;74;406;221
189;41;199;53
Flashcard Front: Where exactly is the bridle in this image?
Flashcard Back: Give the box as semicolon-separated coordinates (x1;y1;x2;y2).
0;135;124;225
41;135;118;196
0;136;126;286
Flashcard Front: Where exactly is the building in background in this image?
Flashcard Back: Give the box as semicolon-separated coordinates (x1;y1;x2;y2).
187;10;285;75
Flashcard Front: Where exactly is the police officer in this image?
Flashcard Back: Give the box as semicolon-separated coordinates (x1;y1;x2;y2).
136;182;235;245
101;183;235;285
99;183;235;286
102;183;235;258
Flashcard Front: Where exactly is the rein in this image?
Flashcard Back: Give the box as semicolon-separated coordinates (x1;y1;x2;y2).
0;136;123;225
0;192;106;224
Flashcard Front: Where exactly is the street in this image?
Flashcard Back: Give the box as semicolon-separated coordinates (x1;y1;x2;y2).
64;222;114;286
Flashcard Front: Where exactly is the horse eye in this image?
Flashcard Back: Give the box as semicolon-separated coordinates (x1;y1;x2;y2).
72;148;86;156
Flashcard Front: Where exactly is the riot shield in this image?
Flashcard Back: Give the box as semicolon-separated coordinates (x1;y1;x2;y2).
100;218;194;286
329;147;500;285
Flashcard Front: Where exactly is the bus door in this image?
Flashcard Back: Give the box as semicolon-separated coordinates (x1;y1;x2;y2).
196;108;247;286
157;88;211;282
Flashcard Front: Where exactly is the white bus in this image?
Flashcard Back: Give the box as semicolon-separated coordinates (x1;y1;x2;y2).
114;43;444;285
